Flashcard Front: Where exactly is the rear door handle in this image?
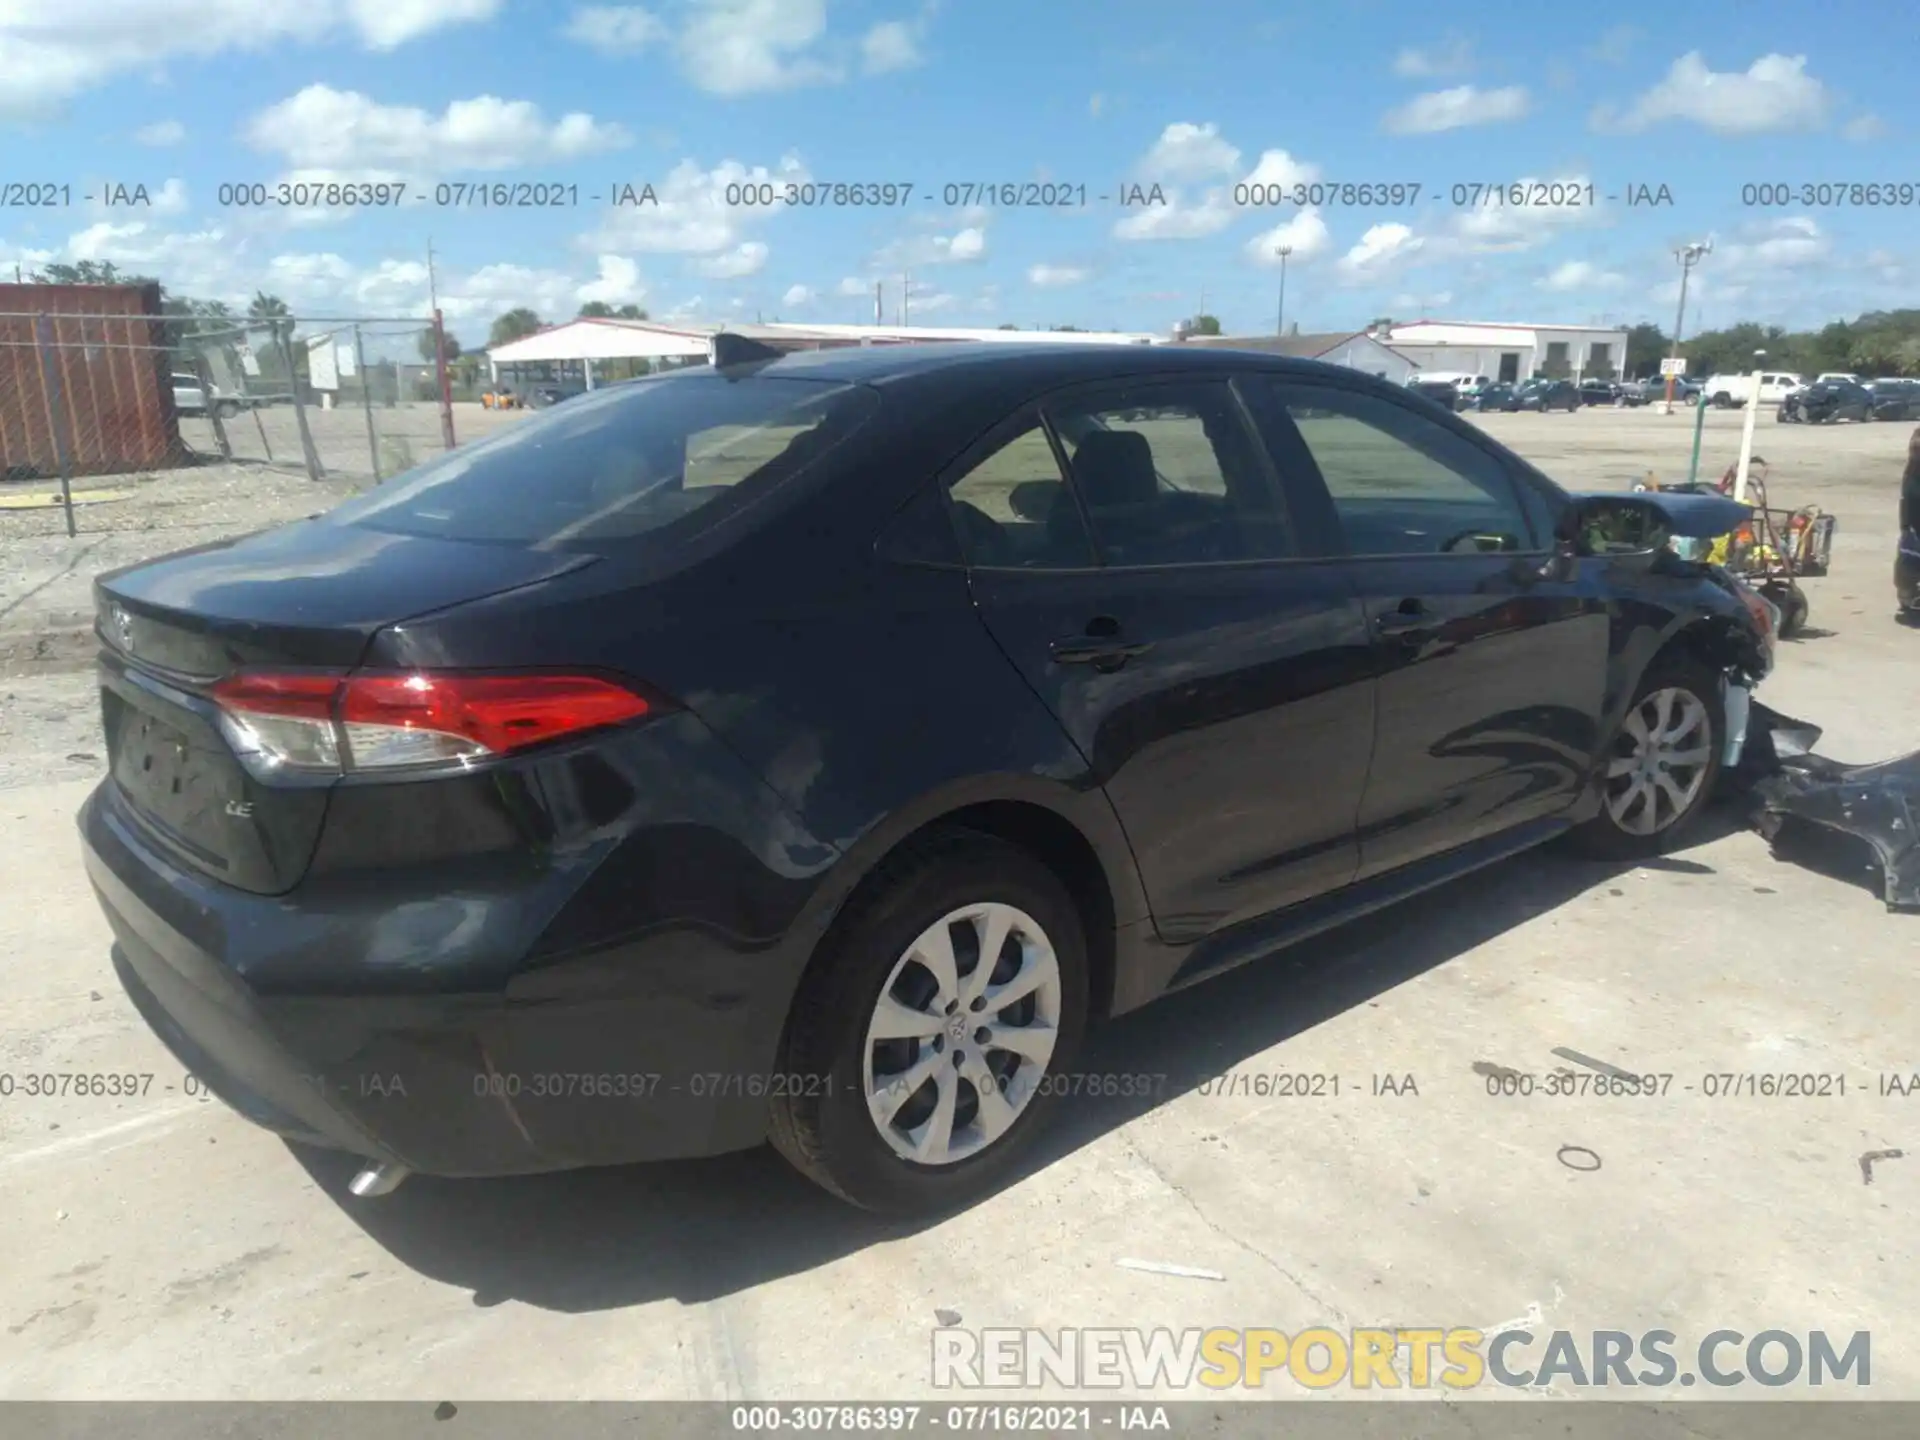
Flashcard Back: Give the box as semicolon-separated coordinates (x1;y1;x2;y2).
1050;637;1154;668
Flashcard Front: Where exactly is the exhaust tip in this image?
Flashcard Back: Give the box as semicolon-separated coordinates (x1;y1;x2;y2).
348;1161;412;1198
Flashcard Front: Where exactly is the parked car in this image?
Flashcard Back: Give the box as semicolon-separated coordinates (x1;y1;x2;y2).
1622;376;1702;406
525;386;588;409
1407;378;1464;411
1577;379;1623;407
1778;379;1872;425
1702;372;1804;409
1517;378;1580;412
1865;379;1920;423
170;373;243;421
1473;381;1522;412
80;343;1777;1214
1815;372;1864;386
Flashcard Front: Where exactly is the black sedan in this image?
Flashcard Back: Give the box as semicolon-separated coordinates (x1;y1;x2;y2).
1407;378;1464;410
1473;382;1522;412
1517;378;1580;411
1779;380;1872;424
80;340;1775;1214
1577;380;1623;407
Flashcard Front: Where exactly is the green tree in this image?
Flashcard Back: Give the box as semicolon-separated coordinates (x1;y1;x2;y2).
1050;324;1084;332
248;291;295;344
996;323;1019;330
417;329;461;363
29;260;153;286
614;304;648;319
1623;322;1669;378
489;307;543;348
1187;313;1222;336
578;301;616;318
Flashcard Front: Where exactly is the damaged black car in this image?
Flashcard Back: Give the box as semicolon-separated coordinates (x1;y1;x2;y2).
78;343;1780;1213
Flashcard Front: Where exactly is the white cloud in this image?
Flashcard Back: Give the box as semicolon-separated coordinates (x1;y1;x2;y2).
1028;264;1088;288
781;283;814;306
576;254;648;306
134;120;186;147
678;0;842;95
1245;208;1332;264
1594;52;1827;135
1718;215;1829;271
149;179;190;216
695;241;769;278
578;154;811;256
1383;84;1529;134
873;225;987;267
1337;223;1424;281
1390;289;1453;314
562;5;667;52
245;85;629;172
1844;114;1886;141
837;276;873;297
1135;122;1241;181
0;0;499;116
348;0;498;48
1538;260;1625;292
861;17;925;74
906;289;958;314
1392;37;1472;78
1447;175;1602;253
1113;192;1234;240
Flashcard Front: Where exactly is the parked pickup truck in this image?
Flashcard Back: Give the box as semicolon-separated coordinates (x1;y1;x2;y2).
1701;372;1805;408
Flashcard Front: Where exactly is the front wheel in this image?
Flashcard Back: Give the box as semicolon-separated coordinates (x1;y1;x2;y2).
1567;659;1723;860
768;831;1089;1214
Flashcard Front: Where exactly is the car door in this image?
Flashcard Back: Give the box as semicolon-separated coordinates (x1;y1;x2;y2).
948;376;1376;944
1249;378;1611;880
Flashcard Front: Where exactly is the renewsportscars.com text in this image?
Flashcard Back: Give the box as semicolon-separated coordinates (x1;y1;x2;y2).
932;1326;1872;1391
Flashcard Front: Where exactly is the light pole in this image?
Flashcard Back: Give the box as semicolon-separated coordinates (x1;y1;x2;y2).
1733;347;1765;503
1663;239;1711;414
1274;245;1293;337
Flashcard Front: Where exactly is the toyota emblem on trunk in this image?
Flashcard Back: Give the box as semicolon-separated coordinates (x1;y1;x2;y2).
111;605;134;652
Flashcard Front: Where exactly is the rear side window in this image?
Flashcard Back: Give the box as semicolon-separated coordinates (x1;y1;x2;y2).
1268;382;1537;556
327;373;878;548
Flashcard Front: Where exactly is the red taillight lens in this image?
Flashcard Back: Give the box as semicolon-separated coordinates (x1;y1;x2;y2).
209;671;652;776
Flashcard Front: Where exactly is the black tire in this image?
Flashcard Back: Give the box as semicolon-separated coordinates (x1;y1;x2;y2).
768;830;1089;1214
1566;655;1724;861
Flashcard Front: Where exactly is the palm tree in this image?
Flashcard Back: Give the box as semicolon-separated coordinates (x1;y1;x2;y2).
248;291;294;345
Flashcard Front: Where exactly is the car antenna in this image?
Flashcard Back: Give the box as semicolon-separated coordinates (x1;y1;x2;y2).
708;332;787;370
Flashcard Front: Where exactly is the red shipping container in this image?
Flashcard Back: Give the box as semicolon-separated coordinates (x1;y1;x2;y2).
0;282;181;479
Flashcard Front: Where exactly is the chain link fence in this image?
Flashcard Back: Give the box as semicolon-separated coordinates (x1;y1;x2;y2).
0;309;459;535
181;316;458;485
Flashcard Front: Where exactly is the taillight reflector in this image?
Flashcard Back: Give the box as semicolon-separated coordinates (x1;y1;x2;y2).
209;671;652;776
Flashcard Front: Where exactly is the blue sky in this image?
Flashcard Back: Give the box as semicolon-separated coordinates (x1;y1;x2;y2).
0;0;1911;346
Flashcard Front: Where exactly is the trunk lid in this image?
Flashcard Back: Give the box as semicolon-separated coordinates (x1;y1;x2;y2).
93;518;596;895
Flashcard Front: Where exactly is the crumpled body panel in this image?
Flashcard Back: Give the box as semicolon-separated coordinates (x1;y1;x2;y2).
1744;703;1920;911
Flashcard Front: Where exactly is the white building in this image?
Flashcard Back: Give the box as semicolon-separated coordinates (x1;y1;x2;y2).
1179;331;1419;384
1379;320;1631;385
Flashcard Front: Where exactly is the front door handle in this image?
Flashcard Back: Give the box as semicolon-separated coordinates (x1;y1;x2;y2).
1374;601;1430;636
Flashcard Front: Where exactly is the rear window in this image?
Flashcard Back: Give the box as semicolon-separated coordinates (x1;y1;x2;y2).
325;372;878;548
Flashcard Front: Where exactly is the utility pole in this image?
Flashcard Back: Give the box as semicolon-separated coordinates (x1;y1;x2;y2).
873;281;882;326
902;272;911;326
1663;239;1711;414
1274;246;1293;337
426;238;440;314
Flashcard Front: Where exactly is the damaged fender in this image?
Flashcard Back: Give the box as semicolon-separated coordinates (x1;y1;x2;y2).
1743;703;1920;911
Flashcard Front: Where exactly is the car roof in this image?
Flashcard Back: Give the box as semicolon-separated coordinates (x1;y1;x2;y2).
717;340;1389;391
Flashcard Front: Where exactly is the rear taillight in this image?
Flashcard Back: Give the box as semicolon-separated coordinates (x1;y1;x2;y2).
209;671;652;777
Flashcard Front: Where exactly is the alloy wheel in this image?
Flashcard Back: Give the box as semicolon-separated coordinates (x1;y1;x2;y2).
1604;687;1714;836
861;902;1063;1166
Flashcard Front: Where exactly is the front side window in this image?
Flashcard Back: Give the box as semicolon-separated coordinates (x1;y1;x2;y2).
1267;383;1537;557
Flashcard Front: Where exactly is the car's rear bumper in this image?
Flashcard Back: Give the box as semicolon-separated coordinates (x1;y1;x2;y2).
80;781;806;1177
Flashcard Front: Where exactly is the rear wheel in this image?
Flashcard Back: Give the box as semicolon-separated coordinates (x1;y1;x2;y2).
768;831;1089;1214
1568;658;1723;860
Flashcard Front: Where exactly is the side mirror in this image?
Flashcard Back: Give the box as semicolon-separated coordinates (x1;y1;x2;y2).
1554;494;1673;560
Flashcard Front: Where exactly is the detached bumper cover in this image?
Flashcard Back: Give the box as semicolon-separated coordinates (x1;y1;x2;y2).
1745;704;1920;912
